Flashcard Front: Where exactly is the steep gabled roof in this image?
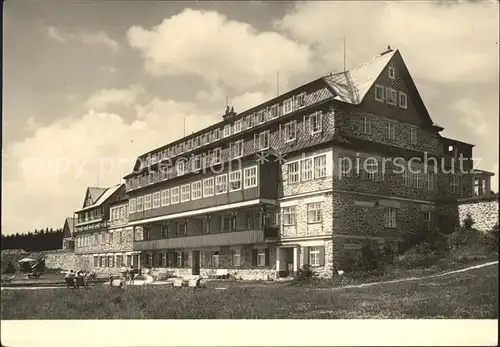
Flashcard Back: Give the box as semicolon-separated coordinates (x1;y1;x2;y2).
76;184;124;213
63;217;76;236
323;49;397;105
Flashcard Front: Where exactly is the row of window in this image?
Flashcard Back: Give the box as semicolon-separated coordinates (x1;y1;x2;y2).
286;154;327;184
76;230;123;248
110;205;128;221
359;114;418;144
375;84;407;109
281;203;322;225
129;166;259;213
138;92;310;170
77;208;103;223
75;220;108;233
94;254;130;268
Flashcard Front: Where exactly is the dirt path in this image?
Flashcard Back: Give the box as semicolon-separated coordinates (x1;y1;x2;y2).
320;260;499;291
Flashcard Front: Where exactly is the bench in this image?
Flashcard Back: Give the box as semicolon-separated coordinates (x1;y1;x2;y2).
215;269;229;279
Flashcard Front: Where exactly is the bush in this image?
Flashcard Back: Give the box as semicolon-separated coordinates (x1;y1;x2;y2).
295;264;315;281
463;214;475;230
4;261;16;274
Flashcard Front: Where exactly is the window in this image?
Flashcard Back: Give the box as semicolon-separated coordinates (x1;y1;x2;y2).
161;189;170;206
287;161;300;183
192;154;201;171
152;192;160;209
258;130;270;150
177;223;186;237
384;208;397;228
309;112;322;135
410;127;417;145
283;98;293;115
309;247;321;267
181;184;191;202
301;158;313;181
176;252;184;266
399;92;407;109
282;206;296;225
246;114;254;129
294;93;306;109
269;105;278;119
284;121;296;142
223;124;231;138
176;160;185;176
212;251;220;267
213;147;222;164
216;174;228;194
307;203;321;223
386;87;398;105
213;128;221;141
403;166;411;186
136;196;144;211
375;84;384;101
451;175;460;194
233;120;242;134
231;140;244;158
221;214;233;232
243;166;258;188
191;181;202;200
361;115;372;134
144;194;152;210
314;155;327;178
340;156;352;178
232;249;241;267
203;177;214;197
171;187;180;204
425;170;435;190
257;249;266;267
388;65;396;79
257;110;265;124
364;159;383;181
387;122;396;140
229;170;242;191
424;212;432;231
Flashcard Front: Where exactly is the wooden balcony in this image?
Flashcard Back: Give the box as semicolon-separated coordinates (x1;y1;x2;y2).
134;226;278;251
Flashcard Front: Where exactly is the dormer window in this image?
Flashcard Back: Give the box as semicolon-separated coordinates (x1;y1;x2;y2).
269;105;278;119
257;110;265;124
388;65;396;79
223;125;231;138
399;92;407;109
233;120;242;134
283;98;293;115
294;93;306;109
246;114;254;129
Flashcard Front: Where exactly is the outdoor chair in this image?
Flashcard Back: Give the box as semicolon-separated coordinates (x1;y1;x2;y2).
65;277;76;288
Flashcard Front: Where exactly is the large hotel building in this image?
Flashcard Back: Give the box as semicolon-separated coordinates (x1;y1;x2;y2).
69;48;494;280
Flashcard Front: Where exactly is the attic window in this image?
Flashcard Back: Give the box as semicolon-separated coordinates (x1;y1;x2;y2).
399;92;407;109
448;145;454;152
388;65;396;79
375;85;384;102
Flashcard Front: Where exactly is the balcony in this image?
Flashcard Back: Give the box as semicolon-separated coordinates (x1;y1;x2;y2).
134;226;278;251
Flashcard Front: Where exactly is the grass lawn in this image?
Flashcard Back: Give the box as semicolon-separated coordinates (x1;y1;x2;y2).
1;263;497;319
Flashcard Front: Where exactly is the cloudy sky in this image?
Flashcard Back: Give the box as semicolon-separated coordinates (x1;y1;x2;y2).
2;1;499;235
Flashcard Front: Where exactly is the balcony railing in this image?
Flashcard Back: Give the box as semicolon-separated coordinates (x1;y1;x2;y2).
134;226;278;251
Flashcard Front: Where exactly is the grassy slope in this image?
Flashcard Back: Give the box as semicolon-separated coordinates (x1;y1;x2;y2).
1;263;497;319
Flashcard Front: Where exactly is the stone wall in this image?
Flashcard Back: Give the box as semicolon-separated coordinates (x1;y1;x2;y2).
458;197;499;233
74;227;134;254
39;250;92;271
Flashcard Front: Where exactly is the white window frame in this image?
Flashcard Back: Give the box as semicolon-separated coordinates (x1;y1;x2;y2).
232;249;241;267
223;124;231;138
203;177;215;197
269;105;278;119
176;160;185;176
232;140;244;158
287;161;300;183
307;203;321;223
192;154;201;171
257;249;266;267
388;65;396;79
387;122;396;140
294;93;306;109
229;170;242;191
180;184;191;202
314;155;327;179
424;211;432;231
161;189;170;206
243;166;258;189
281;206;296;226
233;120;242;134
283;98;293;115
409;127;417;145
300;158;313;181
375;84;384;102
176;252;184;266
129;198;136;213
171;187;180;204
257;110;265;124
399;91;407;109
215;174;228;194
384;208;397;228
258;130;270;150
309;247;321;267
212;251;220;267
284;121;297;142
152;192;161;209
451;174;460;194
386;87;398;105
213;147;222;164
144;194;152;210
309;111;322;135
191;181;202;200
361;115;372;135
213;128;221;141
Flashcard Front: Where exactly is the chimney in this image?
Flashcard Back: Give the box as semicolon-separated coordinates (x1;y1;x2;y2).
380;45;394;55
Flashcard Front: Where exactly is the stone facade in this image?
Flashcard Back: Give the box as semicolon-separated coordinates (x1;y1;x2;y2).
458;197;499;233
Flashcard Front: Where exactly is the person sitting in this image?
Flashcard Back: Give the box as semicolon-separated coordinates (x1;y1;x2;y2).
128;266;135;285
65;270;76;288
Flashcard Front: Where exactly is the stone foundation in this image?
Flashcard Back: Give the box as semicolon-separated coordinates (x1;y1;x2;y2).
458;197;499;233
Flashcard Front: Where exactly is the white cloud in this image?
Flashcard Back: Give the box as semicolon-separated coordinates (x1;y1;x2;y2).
276;1;499;84
46;26;119;52
231;91;271;112
85;85;144;110
126;8;312;91
453;98;488;136
2;98;221;235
